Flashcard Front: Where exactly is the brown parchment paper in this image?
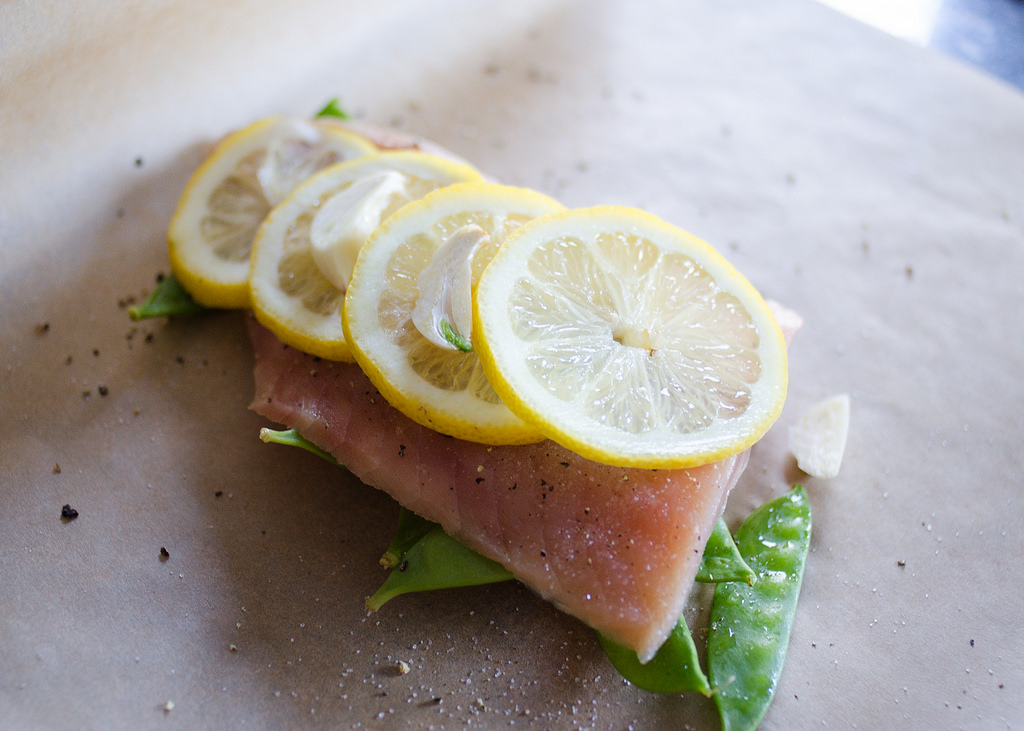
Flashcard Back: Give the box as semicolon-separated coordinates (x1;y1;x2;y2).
2;1;1023;729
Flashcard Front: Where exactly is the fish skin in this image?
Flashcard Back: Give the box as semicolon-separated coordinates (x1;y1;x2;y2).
249;318;754;661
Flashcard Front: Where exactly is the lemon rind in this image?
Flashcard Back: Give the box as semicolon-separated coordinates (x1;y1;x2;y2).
344;182;567;445
248;152;485;361
168;116;377;309
472;205;788;469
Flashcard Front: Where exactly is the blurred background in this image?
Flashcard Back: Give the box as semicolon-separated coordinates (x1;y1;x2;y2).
818;0;1024;89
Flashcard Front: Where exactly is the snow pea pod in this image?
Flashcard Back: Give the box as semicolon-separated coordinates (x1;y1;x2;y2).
708;485;811;731
315;97;352;120
598;617;711;696
697;518;755;585
259;427;339;465
129;273;207;320
366;525;513;611
379;507;435;568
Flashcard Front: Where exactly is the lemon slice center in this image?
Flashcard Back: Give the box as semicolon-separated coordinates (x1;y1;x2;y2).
411;224;490;351
612;322;665;353
309;170;410;291
513;236;761;436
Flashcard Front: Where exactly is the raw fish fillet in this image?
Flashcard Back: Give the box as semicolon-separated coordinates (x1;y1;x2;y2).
249;305;797;661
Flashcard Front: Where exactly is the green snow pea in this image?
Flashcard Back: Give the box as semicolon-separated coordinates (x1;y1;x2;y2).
379;507;435;569
708;485;811;731
598;518;750;696
598;618;711;696
697;518;755;585
366;525;513;611
128;273;207;320
315;97;352;120
259;427;339;465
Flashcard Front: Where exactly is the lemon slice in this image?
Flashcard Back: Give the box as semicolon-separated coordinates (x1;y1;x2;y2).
168;115;376;308
472;206;789;468
248;151;483;361
343;182;565;444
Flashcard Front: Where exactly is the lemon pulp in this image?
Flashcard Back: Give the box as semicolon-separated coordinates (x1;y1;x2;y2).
473;206;788;468
343;182;565;443
169;115;376;308
248;151;483;361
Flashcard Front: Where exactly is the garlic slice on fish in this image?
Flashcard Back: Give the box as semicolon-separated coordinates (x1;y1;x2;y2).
412;224;490;351
309;170;409;291
256;118;325;206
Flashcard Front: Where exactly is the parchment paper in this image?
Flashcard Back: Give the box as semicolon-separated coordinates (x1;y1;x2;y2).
2;1;1022;728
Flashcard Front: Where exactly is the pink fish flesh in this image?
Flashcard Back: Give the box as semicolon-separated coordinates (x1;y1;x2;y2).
249;305;798;662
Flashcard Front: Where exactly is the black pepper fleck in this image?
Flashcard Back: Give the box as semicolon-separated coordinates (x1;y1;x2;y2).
475;477;485;484
98;385;109;397
93;348;99;357
398;560;409;572
215;491;223;497
134;156;144;167
34;322;50;336
53;463;61;474
160;547;170;561
60;504;79;521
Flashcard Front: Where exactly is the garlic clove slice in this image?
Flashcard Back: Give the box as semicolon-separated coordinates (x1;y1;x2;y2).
412;224;490;351
256;118;324;206
789;393;851;478
309;170;409;292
